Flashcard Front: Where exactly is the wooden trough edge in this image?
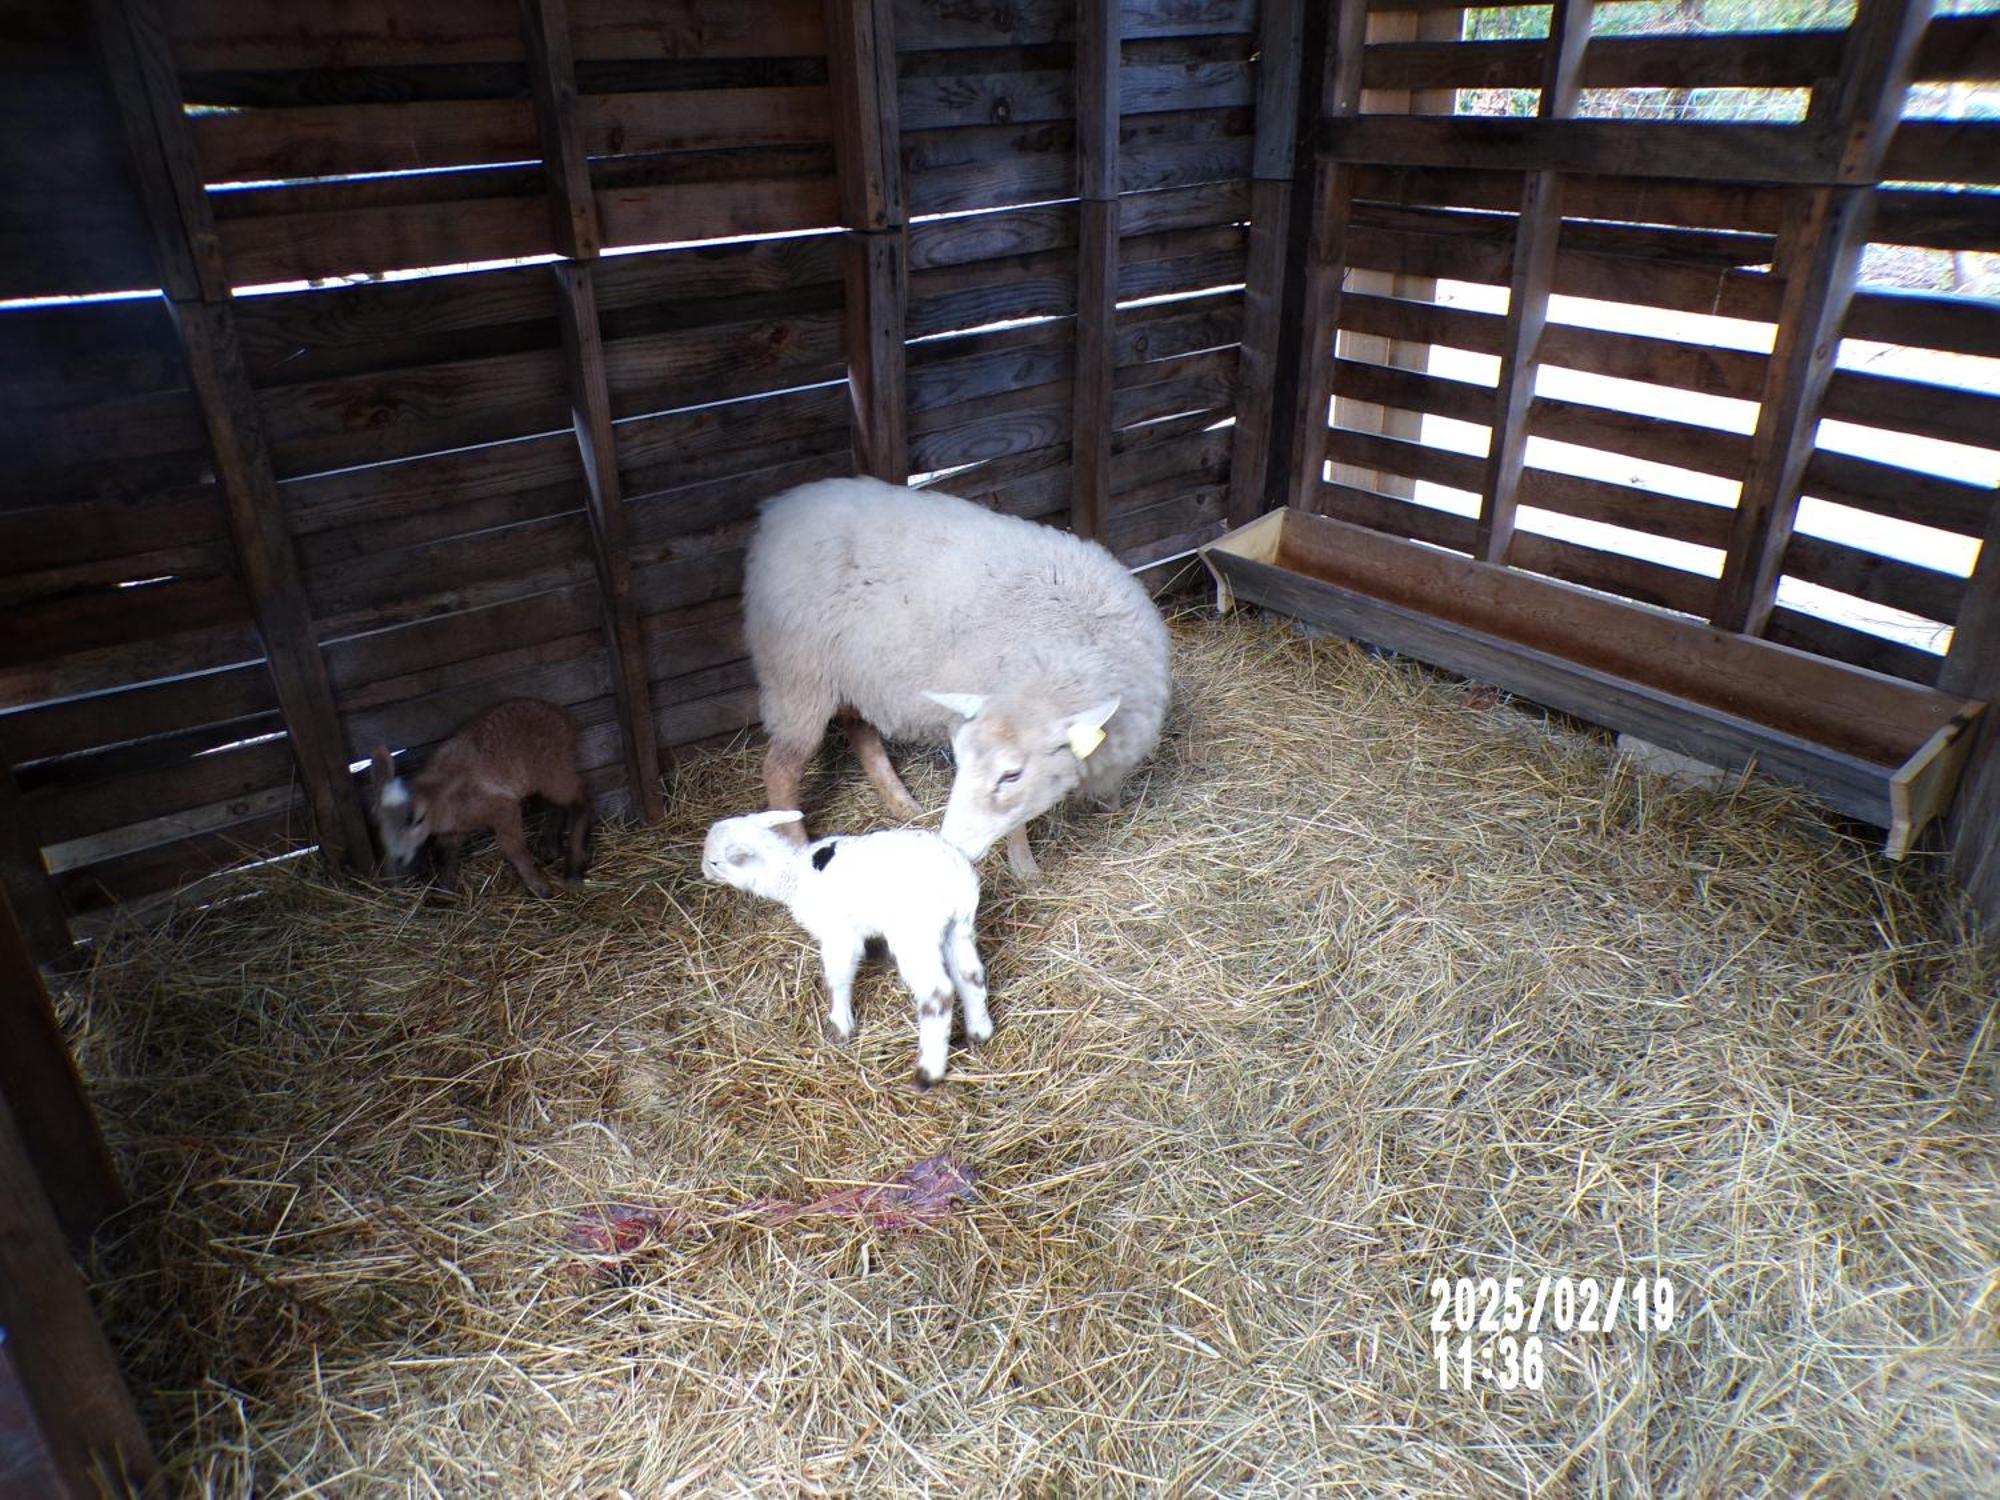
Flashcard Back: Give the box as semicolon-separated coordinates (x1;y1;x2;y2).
1200;508;1984;860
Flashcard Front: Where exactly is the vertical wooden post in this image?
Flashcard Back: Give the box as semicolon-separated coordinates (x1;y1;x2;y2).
1711;0;1932;635
1226;0;1306;528
1283;0;1371;510
518;0;663;822
1474;0;1594;564
90;0;377;874
1070;0;1120;542
0;771;71;966
1942;499;2000;925
0;884;124;1246
0;1088;156;1497
825;0;909;483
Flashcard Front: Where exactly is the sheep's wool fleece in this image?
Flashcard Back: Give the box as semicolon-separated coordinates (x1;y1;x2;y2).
743;477;1172;797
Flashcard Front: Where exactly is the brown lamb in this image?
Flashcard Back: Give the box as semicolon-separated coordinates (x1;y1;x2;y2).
367;699;590;898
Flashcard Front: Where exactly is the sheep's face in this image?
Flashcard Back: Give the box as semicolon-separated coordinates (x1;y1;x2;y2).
928;692;1119;860
701;812;802;901
368;748;431;874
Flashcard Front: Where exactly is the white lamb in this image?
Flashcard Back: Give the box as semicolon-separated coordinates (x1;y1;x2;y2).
743;476;1172;879
700;811;991;1087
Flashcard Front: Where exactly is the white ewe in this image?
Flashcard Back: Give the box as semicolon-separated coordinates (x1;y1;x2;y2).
701;811;991;1087
743;477;1171;878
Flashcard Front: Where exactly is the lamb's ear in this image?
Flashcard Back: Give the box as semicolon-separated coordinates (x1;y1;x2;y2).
925;691;987;721
747;809;805;828
1061;698;1120;760
369;746;395;795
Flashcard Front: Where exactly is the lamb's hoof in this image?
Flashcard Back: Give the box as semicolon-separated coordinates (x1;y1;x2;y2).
913;1068;943;1091
966;1024;994;1048
526;880;555;900
823;1018;855;1045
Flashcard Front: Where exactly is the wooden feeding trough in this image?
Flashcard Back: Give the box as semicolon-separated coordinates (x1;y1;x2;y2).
1202;509;1985;859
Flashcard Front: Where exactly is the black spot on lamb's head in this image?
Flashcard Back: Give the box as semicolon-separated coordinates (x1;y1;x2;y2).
811;842;837;871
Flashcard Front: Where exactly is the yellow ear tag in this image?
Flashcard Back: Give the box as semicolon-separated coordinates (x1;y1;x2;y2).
1068;723;1105;760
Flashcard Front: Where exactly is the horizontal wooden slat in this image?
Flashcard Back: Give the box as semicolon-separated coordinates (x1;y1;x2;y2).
1766;607;1943;687
1526;397;1750;481
25;737;298;848
1820;368;2000;454
192;88;832;182
1782;535;1967;626
165;0;826;70
1324;427;1484;493
1326;117;1833;186
56;806;303;913
1845;288;2000;361
1882;120;2000;186
1801;450;1995;538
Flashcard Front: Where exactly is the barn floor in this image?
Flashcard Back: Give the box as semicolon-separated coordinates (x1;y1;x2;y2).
69;610;1998;1496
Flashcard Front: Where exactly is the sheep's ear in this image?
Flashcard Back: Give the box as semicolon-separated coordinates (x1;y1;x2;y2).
1062;698;1120;760
925;691;987;721
369;746;395;795
747;809;804;828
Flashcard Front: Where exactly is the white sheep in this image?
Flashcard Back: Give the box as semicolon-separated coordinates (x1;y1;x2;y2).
743;476;1172;879
700;811;991;1087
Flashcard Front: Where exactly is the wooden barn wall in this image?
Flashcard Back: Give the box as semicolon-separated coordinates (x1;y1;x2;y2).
0;0;1301;961
1278;0;2000;926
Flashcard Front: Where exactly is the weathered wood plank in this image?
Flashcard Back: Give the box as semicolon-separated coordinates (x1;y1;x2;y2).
1477;0;1593;566
552;265;662;820
0;1084;154;1496
1283;0;1369;509
1324;116;1835;186
1711;1;1931;638
1069;0;1119;541
823;0;900;230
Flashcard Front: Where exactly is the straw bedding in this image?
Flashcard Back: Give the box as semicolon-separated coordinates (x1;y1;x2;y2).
67;609;1998;1496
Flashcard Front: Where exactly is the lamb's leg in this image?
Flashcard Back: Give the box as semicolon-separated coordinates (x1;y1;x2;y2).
491;800;553;898
561;800;592;882
943;919;992;1045
819;931;865;1043
1004;825;1041;881
840;711;922;819
434;837;463;890
762;737;817;845
893;944;956;1088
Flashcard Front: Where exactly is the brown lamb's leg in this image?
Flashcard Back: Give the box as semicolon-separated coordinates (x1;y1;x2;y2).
762;738;816;845
562;801;592;883
434;837;464;890
841;711;922;819
490;799;553;898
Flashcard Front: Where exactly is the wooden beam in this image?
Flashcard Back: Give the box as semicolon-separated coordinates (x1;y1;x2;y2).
1283;0;1371;509
824;0;908;483
1712;2;1932;636
0;885;122;1247
0;1089;156;1498
0;771;70;969
842;231;910;483
1476;0;1595;564
516;0;599;259
1943;496;2000;930
551;266;665;821
519;0;662;822
1226;0;1307;527
1070;0;1120;542
92;0;377;874
822;0;900;232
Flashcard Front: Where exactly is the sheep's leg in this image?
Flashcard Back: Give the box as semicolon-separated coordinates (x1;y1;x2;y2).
943;920;992;1045
561;800;592;882
840;711;922;819
819;932;865;1043
893;944;956;1088
761;738;817;845
491;800;554;898
1004;825;1041;881
433;837;463;890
